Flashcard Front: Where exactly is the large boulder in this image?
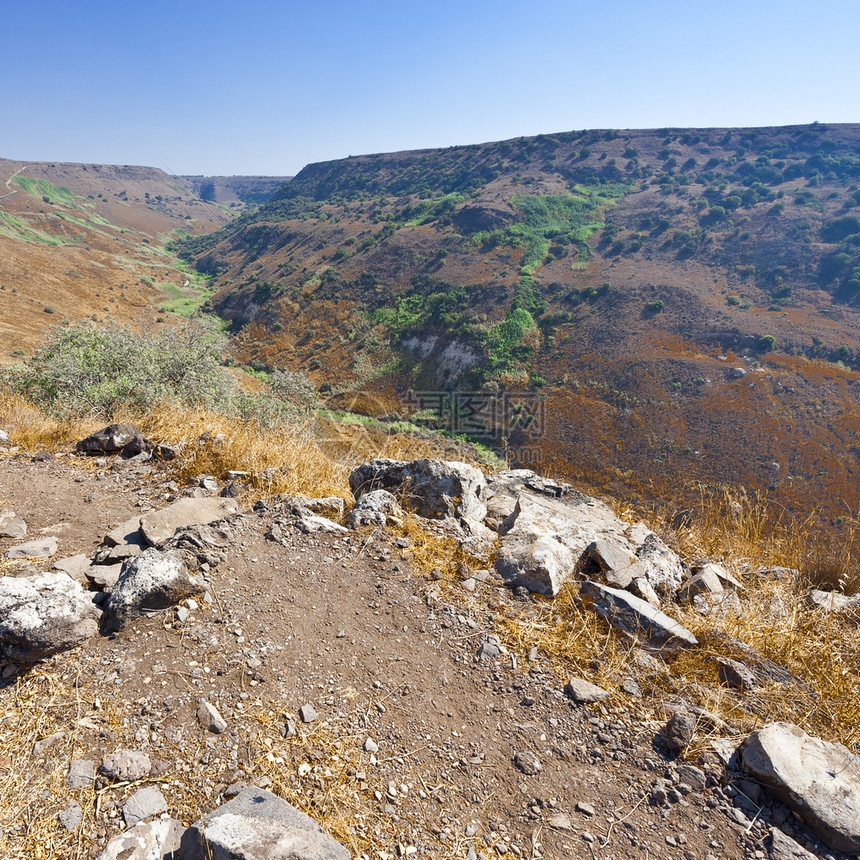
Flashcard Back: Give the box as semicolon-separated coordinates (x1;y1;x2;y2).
349;458;488;530
139;497;240;546
488;470;684;598
0;572;100;661
739;723;860;853
101;549;206;633
179;785;350;860
76;423;141;455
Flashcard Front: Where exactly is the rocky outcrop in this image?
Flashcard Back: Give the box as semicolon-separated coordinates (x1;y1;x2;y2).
179;785;351;859
349;458;488;530
739;722;860;853
488;470;685;598
0;572;100;661
101;550;206;633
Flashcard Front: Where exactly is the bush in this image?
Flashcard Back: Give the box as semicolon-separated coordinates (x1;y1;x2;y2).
756;335;776;352
645;299;665;314
3;318;233;418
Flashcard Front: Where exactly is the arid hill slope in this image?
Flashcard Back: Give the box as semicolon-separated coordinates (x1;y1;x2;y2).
0;157;237;359
177;124;860;527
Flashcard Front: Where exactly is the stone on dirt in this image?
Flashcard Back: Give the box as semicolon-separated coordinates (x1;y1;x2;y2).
0;509;27;539
739;722;860;853
678;568;724;603
564;677;610;704
58;801;83;831
4;535;59;560
52;554;91;582
768;827;818;860
0;572;99;661
513;751;542;775
198;700;228;734
66;759;96;789
579;581;698;649
179;785;351;860
101;549;206;633
580;538;645;589
76;423;141;455
100;749;152;782
139;497;239;546
122;786;169;827
95;818;185;860
349;458;488;528
86;563;123;591
663;710;697;751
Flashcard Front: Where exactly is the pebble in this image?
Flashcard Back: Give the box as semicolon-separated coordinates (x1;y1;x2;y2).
300;704;318;723
58;801;83;831
513;751;541;775
576;801;596;817
66;759;95;789
197;700;227;734
122;786;167;827
363;737;379;753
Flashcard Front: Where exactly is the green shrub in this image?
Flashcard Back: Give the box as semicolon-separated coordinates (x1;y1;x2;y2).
756;335;776;352
645;299;665;313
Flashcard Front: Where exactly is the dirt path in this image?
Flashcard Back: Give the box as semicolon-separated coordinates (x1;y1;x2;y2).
0;452;791;859
0;165;27;201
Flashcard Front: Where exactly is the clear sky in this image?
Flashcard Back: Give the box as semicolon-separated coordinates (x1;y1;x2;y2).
2;0;857;177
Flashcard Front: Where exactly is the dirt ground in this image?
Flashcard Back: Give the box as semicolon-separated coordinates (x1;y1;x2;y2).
0;452;814;859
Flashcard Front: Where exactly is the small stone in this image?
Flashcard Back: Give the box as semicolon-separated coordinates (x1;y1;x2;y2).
717;657;758;691
513;750;541;775
4;536;59;560
66;759;95;789
33;731;66;757
527;647;540;662
197;700;227;734
100;750;152;782
58;801;83;831
564;677;610;704
0;510;27;540
122;786;167;827
548;812;573;831
478;641;500;661
176;606;190;624
363;738;379;753
299;704;318;723
620;678;641;696
576;801;596;817
663;710;697;751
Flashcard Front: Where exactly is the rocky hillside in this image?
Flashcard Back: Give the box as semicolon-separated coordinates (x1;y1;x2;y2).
176;124;860;528
0;426;859;859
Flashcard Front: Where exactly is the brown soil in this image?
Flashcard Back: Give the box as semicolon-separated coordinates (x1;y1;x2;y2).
0;451;813;860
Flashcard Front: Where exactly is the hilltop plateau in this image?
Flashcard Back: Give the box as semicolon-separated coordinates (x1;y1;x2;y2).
175;123;860;533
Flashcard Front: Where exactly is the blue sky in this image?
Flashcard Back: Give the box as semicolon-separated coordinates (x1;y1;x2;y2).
3;0;858;176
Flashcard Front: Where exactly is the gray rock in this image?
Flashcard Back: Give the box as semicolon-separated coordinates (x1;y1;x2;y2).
120;434;154;459
100;749;152;782
58;801;83;831
139;497;239;546
349;458;488;529
0;429;8;446
580;538;645;589
345;489;405;529
768;827;818;860
86;563;123;590
76;423;141;454
299;704;318;723
740;722;860;853
291;496;345;518
66;759;95;789
679;569;724;603
695;561;742;589
488;469;684;598
198;700;228;734
676;764;707;792
548;812;573;831
33;730;66;757
579;581;698;649
123;786;168;827
564;677;610;703
363;738;379;754
296;514;348;535
197;475;219;493
52;554;91;582
104;516;144;548
755;566;801;581
179;785;350;860
0;509;27;539
717;657;758;691
95;818;185;860
101;550;206;633
513;751;542;775
663;711;697;751
4;536;59;560
0;572;99;661
808;589;860;614
727;367;747;379
620;678;641;696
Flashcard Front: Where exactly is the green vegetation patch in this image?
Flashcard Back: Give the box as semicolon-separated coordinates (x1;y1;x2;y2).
14;176;77;206
0;212;75;246
157;273;217;317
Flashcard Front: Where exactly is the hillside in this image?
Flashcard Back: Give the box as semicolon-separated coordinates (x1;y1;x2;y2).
176;124;860;530
0;158;241;359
